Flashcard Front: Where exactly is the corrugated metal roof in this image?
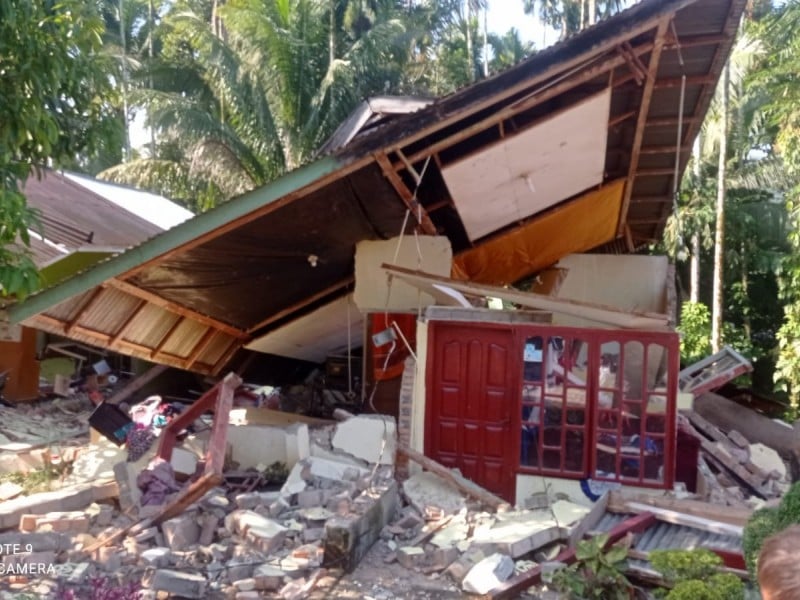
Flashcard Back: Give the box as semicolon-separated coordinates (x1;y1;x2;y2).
592;511;742;571
10;0;746;375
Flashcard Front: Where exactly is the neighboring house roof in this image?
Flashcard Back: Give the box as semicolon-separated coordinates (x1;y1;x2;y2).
316;96;434;155
9;0;746;375
19;170;192;285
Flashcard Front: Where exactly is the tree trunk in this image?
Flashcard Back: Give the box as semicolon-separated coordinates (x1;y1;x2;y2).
119;0;131;162
690;134;702;303
588;0;596;25
690;235;700;303
329;0;335;68
465;1;474;82
711;63;729;353
482;5;489;78
148;0;156;158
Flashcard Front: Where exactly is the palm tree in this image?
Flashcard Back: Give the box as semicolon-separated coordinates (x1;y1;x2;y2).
99;0;410;209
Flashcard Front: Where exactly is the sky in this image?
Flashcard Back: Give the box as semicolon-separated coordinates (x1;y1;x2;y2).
486;0;553;48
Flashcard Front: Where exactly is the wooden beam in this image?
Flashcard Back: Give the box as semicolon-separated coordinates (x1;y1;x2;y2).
65;288;104;335
383;264;670;329
617;18;671;237
374;152;437;235
639;144;691;154
398;444;510;510
631;195;671;204
609;110;637;127
110;300;147;346
106;278;248;340
616;44;646;85
183;327;219;370
654;74;717;88
107;364;169;406
245;277;353;334
425;199;454;213
402;42;655;165
30;313;194;371
211;338;242;376
607;490;752;526
150;316;186;358
664;33;729;49
646;115;700;127
635;167;678;176
624;224;635;252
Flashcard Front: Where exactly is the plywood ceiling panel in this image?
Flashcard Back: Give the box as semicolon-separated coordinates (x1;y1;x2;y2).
442;89;611;241
245;295;363;363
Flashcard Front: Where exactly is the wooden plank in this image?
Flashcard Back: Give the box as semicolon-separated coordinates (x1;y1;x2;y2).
210;338;242;376
609;109;637;127
623;501;743;537
106;278;249;340
397;443;510;510
107;364;169;406
485;512;657;599
568;492;610;547
150;316;186;358
109;299;147;346
183;327;219;370
403;43;654;165
65;288;105;335
617;18;671;237
245;277;353;334
383;264;670;330
607;490;752;526
374;152;437;234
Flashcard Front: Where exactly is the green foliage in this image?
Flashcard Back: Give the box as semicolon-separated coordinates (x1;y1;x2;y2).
650;548;722;583
677;302;713;365
549;534;633;599
650;549;743;600
665;580;722;600
0;0;117;297
743;482;800;574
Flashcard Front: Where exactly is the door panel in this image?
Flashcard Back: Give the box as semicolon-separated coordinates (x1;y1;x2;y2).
427;324;516;502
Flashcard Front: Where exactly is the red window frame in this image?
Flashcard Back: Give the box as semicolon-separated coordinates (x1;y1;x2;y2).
515;325;679;490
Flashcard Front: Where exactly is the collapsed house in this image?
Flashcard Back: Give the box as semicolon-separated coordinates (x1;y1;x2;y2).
0;171;192;401
0;0;760;595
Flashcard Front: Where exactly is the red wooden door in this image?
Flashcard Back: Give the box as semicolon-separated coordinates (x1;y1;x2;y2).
426;324;517;502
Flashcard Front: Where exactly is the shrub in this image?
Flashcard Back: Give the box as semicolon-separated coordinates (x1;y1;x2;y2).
650;549;743;600
742;481;800;575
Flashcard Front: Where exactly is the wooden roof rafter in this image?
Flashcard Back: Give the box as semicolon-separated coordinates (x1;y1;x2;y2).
105;278;249;340
617;17;674;236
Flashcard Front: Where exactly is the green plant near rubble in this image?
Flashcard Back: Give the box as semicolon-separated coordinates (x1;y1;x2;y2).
0;463;69;495
650;549;744;600
743;481;800;575
260;461;289;485
549;533;633;599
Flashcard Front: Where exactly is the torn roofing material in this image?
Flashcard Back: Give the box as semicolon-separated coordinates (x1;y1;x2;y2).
9;0;746;374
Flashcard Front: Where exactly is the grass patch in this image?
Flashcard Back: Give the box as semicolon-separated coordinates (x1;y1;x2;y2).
0;462;72;495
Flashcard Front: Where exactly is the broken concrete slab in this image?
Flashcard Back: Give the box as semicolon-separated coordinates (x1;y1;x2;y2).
161;514;201;551
0;480;118;530
224;423;310;471
461;552;515;595
0;482;23;502
149;568;207;599
332;415;397;465
750;443;787;480
402;471;467;518
471;514;561;558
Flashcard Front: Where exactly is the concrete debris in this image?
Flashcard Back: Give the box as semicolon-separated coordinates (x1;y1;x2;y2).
332;415;397;465
461;552;515;594
402;471;467;517
749;443;787;480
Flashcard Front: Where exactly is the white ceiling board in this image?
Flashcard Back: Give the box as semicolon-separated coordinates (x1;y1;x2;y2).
354;235;452;312
442;89;611;241
246;295;363;363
